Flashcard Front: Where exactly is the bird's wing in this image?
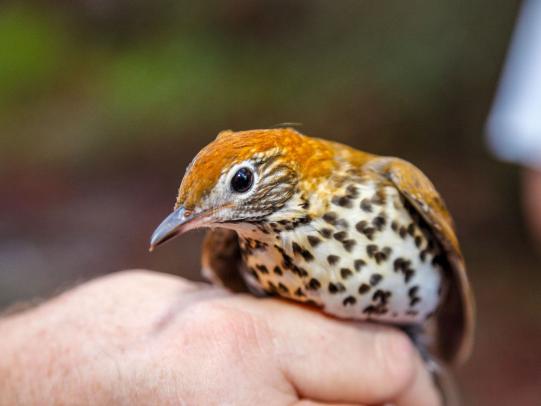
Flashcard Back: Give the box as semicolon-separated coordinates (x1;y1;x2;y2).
201;228;250;293
366;157;475;366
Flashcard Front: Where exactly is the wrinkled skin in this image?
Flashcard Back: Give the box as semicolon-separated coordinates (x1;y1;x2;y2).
0;270;440;406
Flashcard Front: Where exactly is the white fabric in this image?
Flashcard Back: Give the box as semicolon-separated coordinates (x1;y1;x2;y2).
486;0;541;169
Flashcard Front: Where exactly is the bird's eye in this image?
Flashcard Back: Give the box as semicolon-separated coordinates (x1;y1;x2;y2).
230;167;254;193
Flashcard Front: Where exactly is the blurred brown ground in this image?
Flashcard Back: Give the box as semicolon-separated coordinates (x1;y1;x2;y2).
1;1;539;404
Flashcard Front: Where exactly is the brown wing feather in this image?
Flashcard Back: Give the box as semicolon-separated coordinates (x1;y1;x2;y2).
201;228;249;293
366;157;475;366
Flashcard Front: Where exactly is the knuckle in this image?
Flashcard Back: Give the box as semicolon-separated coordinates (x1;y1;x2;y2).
180;301;266;353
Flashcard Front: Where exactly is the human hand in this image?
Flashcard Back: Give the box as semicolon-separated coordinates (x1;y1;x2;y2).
0;270;441;405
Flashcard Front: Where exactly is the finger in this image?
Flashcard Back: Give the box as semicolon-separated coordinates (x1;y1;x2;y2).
262;300;440;405
394;355;442;406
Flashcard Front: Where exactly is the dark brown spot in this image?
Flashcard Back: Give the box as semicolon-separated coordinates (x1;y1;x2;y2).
342;239;356;252
332;195;353;208
366;244;378;258
307;235;322;247
410;297;421;307
371;190;386;205
346;185;359;198
293;265;309;277
250;268;260;281
340;268;353;279
256;264;269;274
328;282;345;294
394;257;411;272
407;223;416;236
408;286;419;297
307;278;321;290
327;255;340;266
323;212;338;225
278;283;289;293
320;228;333;238
358;283;371;294
363;305;376;314
374;246;392;264
301;249;314;262
295;287;305;297
372;290;383;302
343;296;357;306
354;259;366;271
333;231;347;242
360;199;373;212
391;221;399;231
404;269;415;283
372;215;386;231
355;221;375;240
415;236;423;248
291;242;315;262
373;289;391;304
281;253;293;270
273;266;283;276
399;226;407;239
393;258;404;271
370;273;383;286
355;220;367;231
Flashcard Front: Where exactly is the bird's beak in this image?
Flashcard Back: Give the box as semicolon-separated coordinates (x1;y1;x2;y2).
149;206;198;251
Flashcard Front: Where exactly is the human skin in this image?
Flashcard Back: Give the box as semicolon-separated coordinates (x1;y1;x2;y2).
0;270;441;406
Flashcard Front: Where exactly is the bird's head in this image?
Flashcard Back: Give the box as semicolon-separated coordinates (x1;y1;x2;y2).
150;128;337;249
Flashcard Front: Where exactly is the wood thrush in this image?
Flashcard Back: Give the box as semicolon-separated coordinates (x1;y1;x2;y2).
150;128;475;368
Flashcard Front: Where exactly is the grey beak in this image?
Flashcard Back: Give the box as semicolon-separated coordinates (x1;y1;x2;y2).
149;207;193;251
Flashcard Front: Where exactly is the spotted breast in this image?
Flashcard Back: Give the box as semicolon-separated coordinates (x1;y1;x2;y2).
235;173;443;325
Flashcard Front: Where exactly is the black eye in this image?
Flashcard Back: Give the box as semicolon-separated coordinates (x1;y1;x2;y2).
230;167;254;193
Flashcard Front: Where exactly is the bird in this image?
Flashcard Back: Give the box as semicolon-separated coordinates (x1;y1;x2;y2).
149;128;475;367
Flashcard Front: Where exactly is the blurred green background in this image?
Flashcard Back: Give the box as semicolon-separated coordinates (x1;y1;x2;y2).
1;1;539;404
